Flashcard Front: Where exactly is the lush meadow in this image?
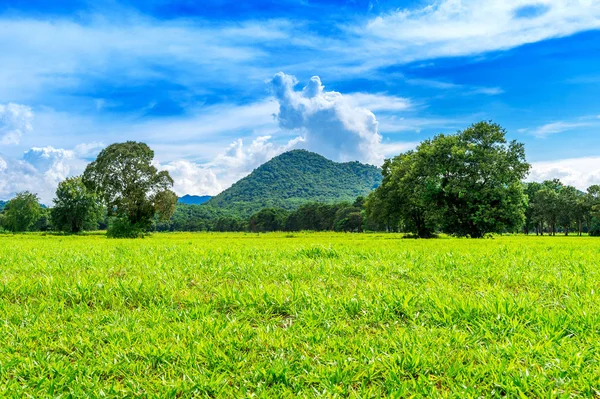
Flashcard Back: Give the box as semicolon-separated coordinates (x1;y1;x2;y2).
1;233;600;397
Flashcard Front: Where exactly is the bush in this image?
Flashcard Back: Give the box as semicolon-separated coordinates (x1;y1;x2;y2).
107;217;148;238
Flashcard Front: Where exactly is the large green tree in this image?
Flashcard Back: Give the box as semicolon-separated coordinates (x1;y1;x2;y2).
427;122;530;237
369;121;530;238
3;191;42;232
82;142;177;237
51;176;103;233
366;152;439;237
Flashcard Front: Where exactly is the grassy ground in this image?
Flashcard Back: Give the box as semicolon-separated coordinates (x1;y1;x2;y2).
1;232;600;397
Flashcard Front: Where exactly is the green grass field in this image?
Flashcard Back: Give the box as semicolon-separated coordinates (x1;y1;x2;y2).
1;233;600;397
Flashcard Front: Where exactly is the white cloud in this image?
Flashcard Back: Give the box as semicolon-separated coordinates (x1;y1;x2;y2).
156;135;305;197
378;115;470;134
0;103;34;145
74;142;105;158
158;160;223;197
0;1;598;109
0;144;99;204
529;121;591;138
405;78;504;96
379;141;419;157
269;72;384;165
529;156;600;190
0;16;301;103
344;93;412;112
209;135;305;186
469;87;504;95
360;0;600;63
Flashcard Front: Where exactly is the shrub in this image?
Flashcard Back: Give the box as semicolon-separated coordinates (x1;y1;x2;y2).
107;217;148;238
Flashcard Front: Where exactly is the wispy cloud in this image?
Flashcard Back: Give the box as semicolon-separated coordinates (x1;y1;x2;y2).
517;115;600;138
405;78;503;96
357;0;600;65
0;16;302;104
535;122;589;138
344;93;413;112
2;0;599;107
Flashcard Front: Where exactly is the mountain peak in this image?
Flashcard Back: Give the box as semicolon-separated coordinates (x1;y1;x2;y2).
206;150;381;216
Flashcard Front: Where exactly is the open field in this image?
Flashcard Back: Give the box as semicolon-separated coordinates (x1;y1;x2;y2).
1;233;600;397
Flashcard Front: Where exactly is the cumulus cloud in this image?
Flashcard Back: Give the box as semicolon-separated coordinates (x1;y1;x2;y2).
269;72;383;164
0;144;101;204
0;103;33;145
211;135;304;184
158;160;223;197
158;135;304;196
529;157;600;190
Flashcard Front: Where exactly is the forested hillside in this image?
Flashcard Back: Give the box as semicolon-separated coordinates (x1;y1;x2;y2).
206;150;382;216
0;200;6;211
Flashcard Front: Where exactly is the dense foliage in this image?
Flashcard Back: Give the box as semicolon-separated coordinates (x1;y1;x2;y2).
1;191;43;232
525;180;600;235
155;204;233;232
206;150;382;216
82;141;178;237
367;122;530;237
51;177;103;233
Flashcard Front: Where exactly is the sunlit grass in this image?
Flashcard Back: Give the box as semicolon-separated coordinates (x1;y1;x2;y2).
1;232;599;397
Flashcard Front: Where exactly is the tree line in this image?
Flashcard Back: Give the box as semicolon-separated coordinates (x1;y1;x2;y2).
1;122;599;237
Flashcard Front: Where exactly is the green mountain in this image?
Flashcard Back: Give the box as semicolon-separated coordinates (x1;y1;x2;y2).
0;200;6;211
178;195;212;205
206;150;382;216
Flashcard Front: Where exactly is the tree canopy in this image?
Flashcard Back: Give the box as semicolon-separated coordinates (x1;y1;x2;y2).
82;141;177;237
2;191;42;232
51;176;103;233
368;121;530;237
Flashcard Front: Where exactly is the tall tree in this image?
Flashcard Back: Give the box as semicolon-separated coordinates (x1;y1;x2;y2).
370;121;530;238
82;142;177;237
428;122;530;237
532;180;564;236
524;182;544;234
51;176;103;233
557;185;579;235
369;153;439;237
3;191;42;232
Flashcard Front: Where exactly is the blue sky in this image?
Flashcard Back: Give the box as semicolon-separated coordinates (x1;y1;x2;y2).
1;0;600;203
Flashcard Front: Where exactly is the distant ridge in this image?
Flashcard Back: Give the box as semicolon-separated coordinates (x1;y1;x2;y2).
0;200;6;211
206;149;382;216
178;195;212;205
